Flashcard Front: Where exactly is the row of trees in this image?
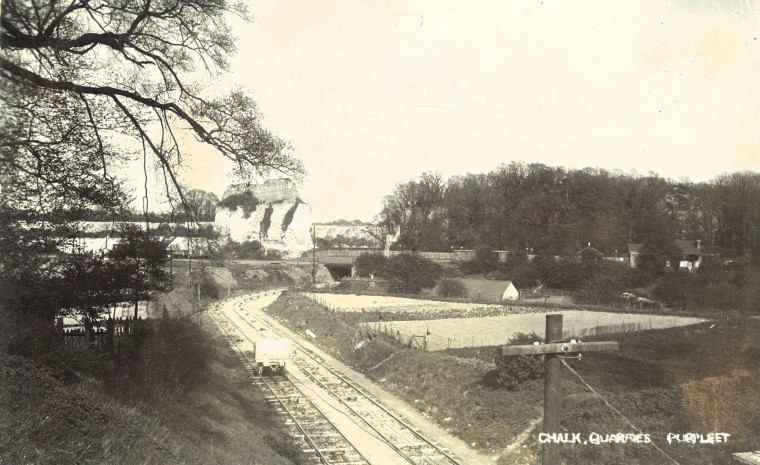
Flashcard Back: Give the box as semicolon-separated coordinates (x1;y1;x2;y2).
377;165;760;257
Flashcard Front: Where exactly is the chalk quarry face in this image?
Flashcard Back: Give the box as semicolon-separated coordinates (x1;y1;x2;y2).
215;179;312;258
215;178;387;258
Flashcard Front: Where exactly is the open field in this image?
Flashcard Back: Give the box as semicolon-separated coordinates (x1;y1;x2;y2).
305;292;503;312
364;311;707;350
305;292;707;349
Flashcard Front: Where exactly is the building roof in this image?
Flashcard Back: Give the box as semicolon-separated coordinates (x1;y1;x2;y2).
458;279;516;302
628;243;643;254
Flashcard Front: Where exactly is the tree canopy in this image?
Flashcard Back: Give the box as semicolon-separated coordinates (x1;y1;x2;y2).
1;0;304;219
377;163;760;257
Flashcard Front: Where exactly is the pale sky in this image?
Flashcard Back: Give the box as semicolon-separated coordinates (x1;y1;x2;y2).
175;0;760;222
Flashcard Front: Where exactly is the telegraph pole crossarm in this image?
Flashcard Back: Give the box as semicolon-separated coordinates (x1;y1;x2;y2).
500;341;619;356
498;314;619;465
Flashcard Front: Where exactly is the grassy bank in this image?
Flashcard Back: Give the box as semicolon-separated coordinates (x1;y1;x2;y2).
266;291;760;465
0;313;300;464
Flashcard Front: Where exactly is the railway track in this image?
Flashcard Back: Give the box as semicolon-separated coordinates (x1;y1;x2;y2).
211;297;370;465
214;291;464;465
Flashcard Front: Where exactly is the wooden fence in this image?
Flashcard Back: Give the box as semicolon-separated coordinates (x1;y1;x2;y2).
56;317;147;352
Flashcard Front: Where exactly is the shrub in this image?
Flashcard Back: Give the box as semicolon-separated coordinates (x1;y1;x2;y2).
354;252;388;277
437;278;468;298
384;253;442;294
388;279;420;294
199;276;219;299
575;263;628;305
142;318;210;394
493;332;544;390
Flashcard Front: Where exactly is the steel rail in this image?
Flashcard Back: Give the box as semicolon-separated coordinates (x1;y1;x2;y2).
228;295;462;465
291;357;447;465
211;303;370;465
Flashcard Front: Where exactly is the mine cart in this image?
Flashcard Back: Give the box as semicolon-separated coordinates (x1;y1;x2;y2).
251;338;293;375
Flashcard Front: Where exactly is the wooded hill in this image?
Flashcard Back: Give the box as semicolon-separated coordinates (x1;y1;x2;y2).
377;163;760;257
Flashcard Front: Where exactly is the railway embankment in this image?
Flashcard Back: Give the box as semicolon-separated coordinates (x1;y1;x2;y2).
0;310;300;464
265;291;760;465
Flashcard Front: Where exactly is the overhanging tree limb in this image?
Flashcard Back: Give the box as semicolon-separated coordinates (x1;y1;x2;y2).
1;57;208;136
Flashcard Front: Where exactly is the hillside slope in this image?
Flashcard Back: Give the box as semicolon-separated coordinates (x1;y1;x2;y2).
0;316;299;465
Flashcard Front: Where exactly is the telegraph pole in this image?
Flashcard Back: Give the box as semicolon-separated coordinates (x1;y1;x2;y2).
500;314;619;465
311;224;317;284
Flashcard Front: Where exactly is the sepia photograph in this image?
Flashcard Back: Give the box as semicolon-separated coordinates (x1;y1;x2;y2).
1;1;759;464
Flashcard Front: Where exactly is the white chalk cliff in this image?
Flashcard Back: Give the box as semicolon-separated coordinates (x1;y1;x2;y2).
214;179;312;258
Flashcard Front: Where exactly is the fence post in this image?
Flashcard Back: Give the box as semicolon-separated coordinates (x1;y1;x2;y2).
84;317;93;344
56;317;64;339
106;318;115;352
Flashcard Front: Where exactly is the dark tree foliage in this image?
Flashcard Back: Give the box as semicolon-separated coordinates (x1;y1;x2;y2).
437;278;468;298
354;252;388;278
574;262;630;306
0;204;81;322
493;332;545;390
499;249;540;288
184;188;219;222
217;190;262;219
378;163;760;257
199;275;219;299
315;235;380;249
217;240;263;260
107;225;169;318
379;171;447;251
652;261;760;314
57;254;127;321
354;252;443;293
635;242;682;277
383;253;442;294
